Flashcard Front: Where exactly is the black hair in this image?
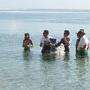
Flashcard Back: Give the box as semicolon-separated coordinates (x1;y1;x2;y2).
64;30;70;35
43;30;49;34
25;33;30;36
24;33;30;40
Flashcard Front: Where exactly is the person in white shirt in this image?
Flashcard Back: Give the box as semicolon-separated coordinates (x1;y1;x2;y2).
77;29;89;56
40;30;51;54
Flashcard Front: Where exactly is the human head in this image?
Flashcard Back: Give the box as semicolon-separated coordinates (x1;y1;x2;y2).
76;32;81;39
64;30;70;37
43;30;49;38
77;29;85;38
25;33;30;39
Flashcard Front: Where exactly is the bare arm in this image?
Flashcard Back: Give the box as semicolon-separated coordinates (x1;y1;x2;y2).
30;39;33;47
64;37;70;46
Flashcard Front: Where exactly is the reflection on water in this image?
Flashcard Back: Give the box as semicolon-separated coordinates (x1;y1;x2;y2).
75;56;89;89
76;51;89;59
41;54;57;61
40;54;56;90
63;52;70;61
23;50;32;61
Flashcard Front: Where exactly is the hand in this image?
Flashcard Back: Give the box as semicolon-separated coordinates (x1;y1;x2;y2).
27;44;30;48
40;43;44;47
30;45;33;48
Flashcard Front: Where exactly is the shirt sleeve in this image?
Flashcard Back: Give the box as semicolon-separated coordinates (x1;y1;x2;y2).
40;37;44;44
40;37;44;46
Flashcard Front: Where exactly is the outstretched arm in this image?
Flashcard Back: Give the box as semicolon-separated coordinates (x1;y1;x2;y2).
55;41;62;47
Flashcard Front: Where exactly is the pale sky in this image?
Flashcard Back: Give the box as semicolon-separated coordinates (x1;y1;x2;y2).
0;0;90;9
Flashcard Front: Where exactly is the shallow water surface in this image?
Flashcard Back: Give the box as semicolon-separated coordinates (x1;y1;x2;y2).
0;10;90;90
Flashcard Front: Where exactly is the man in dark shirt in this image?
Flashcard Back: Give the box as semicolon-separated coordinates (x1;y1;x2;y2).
56;30;70;52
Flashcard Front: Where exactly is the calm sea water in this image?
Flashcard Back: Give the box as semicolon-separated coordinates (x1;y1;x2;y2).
0;10;90;90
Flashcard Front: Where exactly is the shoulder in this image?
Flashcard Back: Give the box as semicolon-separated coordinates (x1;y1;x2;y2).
40;36;45;43
81;35;88;41
41;36;45;40
82;35;87;39
80;35;89;44
48;36;53;39
29;39;32;42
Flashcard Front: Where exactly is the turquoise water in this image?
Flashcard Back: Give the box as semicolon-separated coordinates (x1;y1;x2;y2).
0;10;90;90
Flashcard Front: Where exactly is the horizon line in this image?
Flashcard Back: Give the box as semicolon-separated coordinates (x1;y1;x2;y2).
0;9;90;12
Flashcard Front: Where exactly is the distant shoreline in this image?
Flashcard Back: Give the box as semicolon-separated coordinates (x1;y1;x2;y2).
0;9;90;12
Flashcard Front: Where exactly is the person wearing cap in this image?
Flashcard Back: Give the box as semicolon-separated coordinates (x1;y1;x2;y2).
77;29;89;56
56;30;70;52
40;30;51;53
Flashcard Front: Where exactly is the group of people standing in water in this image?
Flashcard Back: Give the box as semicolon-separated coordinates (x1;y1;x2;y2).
23;29;90;57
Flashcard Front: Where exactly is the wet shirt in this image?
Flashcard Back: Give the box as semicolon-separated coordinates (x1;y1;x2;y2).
40;36;51;47
40;36;52;53
77;35;89;51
